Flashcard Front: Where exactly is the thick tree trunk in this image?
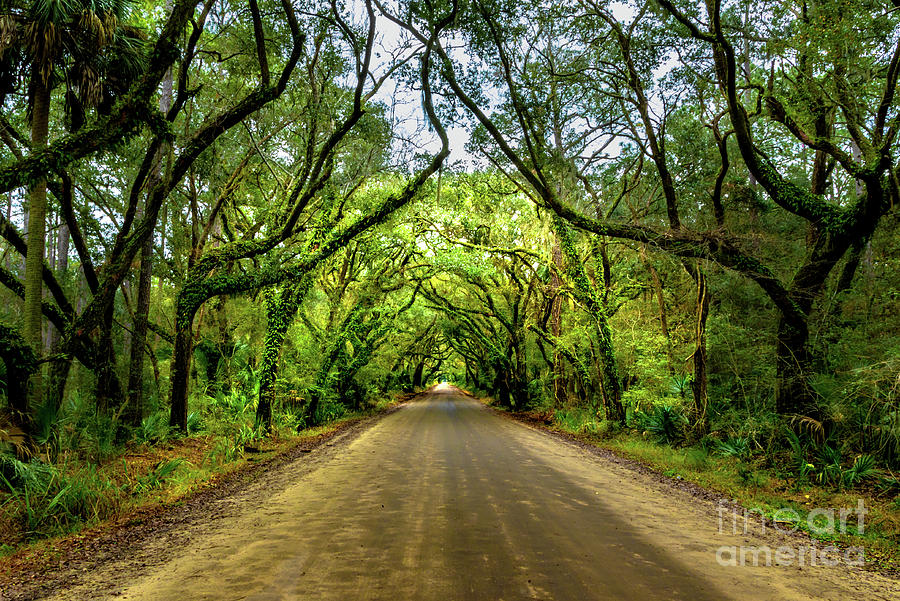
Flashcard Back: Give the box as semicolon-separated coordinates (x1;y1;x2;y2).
775;316;817;416
550;236;565;406
23;77;51;412
46;355;73;414
0;323;38;426
256;293;295;428
595;321;624;422
95;299;121;413
412;360;425;388
495;370;511;408
773;230;850;419
256;279;312;430
773;143;845;420
256;325;286;431
553;216;623;421
305;393;321;426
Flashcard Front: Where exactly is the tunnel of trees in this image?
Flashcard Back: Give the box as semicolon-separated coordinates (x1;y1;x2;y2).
0;0;899;539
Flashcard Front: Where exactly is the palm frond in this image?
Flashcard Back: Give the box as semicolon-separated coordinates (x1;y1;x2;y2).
790;413;825;445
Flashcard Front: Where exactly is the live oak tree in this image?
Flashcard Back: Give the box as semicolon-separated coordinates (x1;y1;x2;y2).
655;0;900;419
1;0;899;495
395;0;900;424
166;0;451;430
0;0;145;410
0;0;201;429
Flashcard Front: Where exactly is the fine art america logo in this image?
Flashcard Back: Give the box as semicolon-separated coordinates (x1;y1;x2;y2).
715;499;867;567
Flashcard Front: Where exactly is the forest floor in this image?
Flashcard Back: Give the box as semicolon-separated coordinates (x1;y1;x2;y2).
2;385;897;600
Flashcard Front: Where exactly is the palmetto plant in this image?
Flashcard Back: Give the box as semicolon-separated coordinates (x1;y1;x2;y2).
641;404;687;445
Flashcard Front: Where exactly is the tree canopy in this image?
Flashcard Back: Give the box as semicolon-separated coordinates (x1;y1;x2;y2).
1;0;899;512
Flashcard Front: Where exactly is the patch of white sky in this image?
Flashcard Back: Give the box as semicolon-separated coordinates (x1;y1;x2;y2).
367;0;651;172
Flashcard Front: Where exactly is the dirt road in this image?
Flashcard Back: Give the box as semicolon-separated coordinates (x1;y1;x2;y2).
43;386;900;600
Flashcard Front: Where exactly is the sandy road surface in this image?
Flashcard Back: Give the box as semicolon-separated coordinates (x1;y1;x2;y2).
42;386;900;600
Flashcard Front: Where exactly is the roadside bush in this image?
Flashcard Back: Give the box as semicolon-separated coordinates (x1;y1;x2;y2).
715;436;752;459
134;412;171;444
782;429;882;490
0;458;121;538
637;404;687;445
315;397;346;424
554;406;598;435
130;459;187;494
526;377;551;410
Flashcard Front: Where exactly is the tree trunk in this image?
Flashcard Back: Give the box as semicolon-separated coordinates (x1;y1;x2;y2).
57;216;69;275
95;298;121;413
553;216;623;421
256;319;284;430
690;266;710;437
23;76;51;412
125;216;154;426
550;236;565;406
594;318;624;421
46;354;73;415
775;315;818;416
169;315;194;431
256;281;309;431
495;369;511;408
412;360;425;388
773;141;845;420
773;233;847;419
0;323;38;427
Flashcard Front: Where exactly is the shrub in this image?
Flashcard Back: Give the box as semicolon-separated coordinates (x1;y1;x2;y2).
638;405;687;445
135;412;171;444
0;458;120;538
715;436;752;459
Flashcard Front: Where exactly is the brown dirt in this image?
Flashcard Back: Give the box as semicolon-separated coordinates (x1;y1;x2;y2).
497;405;900;577
0;403;407;601
4;387;899;600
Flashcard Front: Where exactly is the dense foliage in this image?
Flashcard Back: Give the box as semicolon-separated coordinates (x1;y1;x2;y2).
0;0;898;542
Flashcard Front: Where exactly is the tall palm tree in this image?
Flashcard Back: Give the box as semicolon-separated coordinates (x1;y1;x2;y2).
0;0;144;411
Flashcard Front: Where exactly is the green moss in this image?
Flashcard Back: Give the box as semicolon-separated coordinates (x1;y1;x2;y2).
552;215;621;413
756;160;855;234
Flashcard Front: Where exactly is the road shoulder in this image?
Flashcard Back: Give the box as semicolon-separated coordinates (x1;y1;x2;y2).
0;403;408;601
